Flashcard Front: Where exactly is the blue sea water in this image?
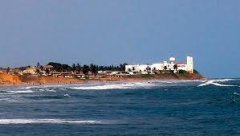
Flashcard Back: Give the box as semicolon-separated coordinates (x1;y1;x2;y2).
0;79;240;136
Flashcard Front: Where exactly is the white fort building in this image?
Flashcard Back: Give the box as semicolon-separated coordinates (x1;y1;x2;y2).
125;56;194;74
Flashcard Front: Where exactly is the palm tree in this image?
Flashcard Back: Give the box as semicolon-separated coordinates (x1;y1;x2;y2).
72;63;76;71
120;63;128;71
82;65;90;75
76;63;81;73
164;66;167;70
173;64;178;70
153;67;157;74
146;66;151;74
90;64;98;76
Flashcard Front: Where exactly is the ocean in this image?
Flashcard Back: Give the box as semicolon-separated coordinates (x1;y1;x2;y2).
0;79;240;136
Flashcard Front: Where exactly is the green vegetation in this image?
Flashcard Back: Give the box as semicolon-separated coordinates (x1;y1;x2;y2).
82;65;90;75
194;69;199;74
178;70;190;77
46;62;128;73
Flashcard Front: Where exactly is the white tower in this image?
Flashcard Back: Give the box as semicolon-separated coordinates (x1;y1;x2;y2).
169;57;176;63
186;56;194;73
169;57;176;71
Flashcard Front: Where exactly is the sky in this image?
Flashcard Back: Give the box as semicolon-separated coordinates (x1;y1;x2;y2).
0;0;239;78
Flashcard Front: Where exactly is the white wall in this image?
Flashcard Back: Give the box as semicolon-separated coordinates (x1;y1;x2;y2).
125;56;194;74
186;56;194;73
151;63;164;71
125;65;150;74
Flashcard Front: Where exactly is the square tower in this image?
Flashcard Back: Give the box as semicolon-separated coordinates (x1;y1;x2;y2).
186;56;194;73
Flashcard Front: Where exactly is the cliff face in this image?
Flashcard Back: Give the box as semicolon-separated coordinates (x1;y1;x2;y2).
0;74;82;85
0;73;22;85
20;75;83;85
0;71;204;86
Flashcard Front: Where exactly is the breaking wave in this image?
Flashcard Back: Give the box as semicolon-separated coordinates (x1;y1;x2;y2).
20;85;66;90
198;79;237;87
69;80;203;90
6;90;35;94
70;82;159;90
0;119;107;125
0;80;206;93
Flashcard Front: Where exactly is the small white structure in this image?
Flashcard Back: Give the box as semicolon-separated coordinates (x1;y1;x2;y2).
169;57;176;62
186;56;194;73
125;56;194;74
125;64;151;74
22;66;37;75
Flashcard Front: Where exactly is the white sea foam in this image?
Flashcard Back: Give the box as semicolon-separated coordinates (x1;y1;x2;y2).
7;90;35;94
68;80;204;90
234;92;240;96
211;79;234;82
0;119;103;125
198;79;237;87
40;88;57;92
70;82;157;90
70;84;133;90
20;86;39;90
64;94;71;97
20;85;65;90
0;98;19;102
210;82;236;87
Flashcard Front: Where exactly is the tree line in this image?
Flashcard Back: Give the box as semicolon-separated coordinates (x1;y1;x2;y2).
44;62;128;75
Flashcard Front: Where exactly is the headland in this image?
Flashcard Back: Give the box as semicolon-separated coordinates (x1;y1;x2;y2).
0;71;204;86
0;56;205;86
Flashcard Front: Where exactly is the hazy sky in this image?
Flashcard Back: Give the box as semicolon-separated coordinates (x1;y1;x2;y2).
0;0;239;78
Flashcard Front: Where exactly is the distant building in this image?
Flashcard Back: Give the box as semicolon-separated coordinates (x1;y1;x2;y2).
22;66;37;75
125;64;150;74
43;65;54;71
125;56;194;74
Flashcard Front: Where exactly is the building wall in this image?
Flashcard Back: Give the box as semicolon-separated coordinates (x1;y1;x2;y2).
177;64;187;71
186;56;194;73
151;63;164;71
125;65;137;72
125;56;194;74
125;65;150;74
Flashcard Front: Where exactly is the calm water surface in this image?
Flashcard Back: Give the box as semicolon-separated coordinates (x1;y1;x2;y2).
0;79;240;136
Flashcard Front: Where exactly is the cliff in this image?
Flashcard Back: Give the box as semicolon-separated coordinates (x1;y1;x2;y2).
0;71;204;86
0;73;22;85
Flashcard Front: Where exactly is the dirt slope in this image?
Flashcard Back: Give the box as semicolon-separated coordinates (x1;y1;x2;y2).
0;73;22;85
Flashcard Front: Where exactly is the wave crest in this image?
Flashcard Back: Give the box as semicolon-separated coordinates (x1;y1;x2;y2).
198;79;237;87
70;82;156;90
0;119;104;125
